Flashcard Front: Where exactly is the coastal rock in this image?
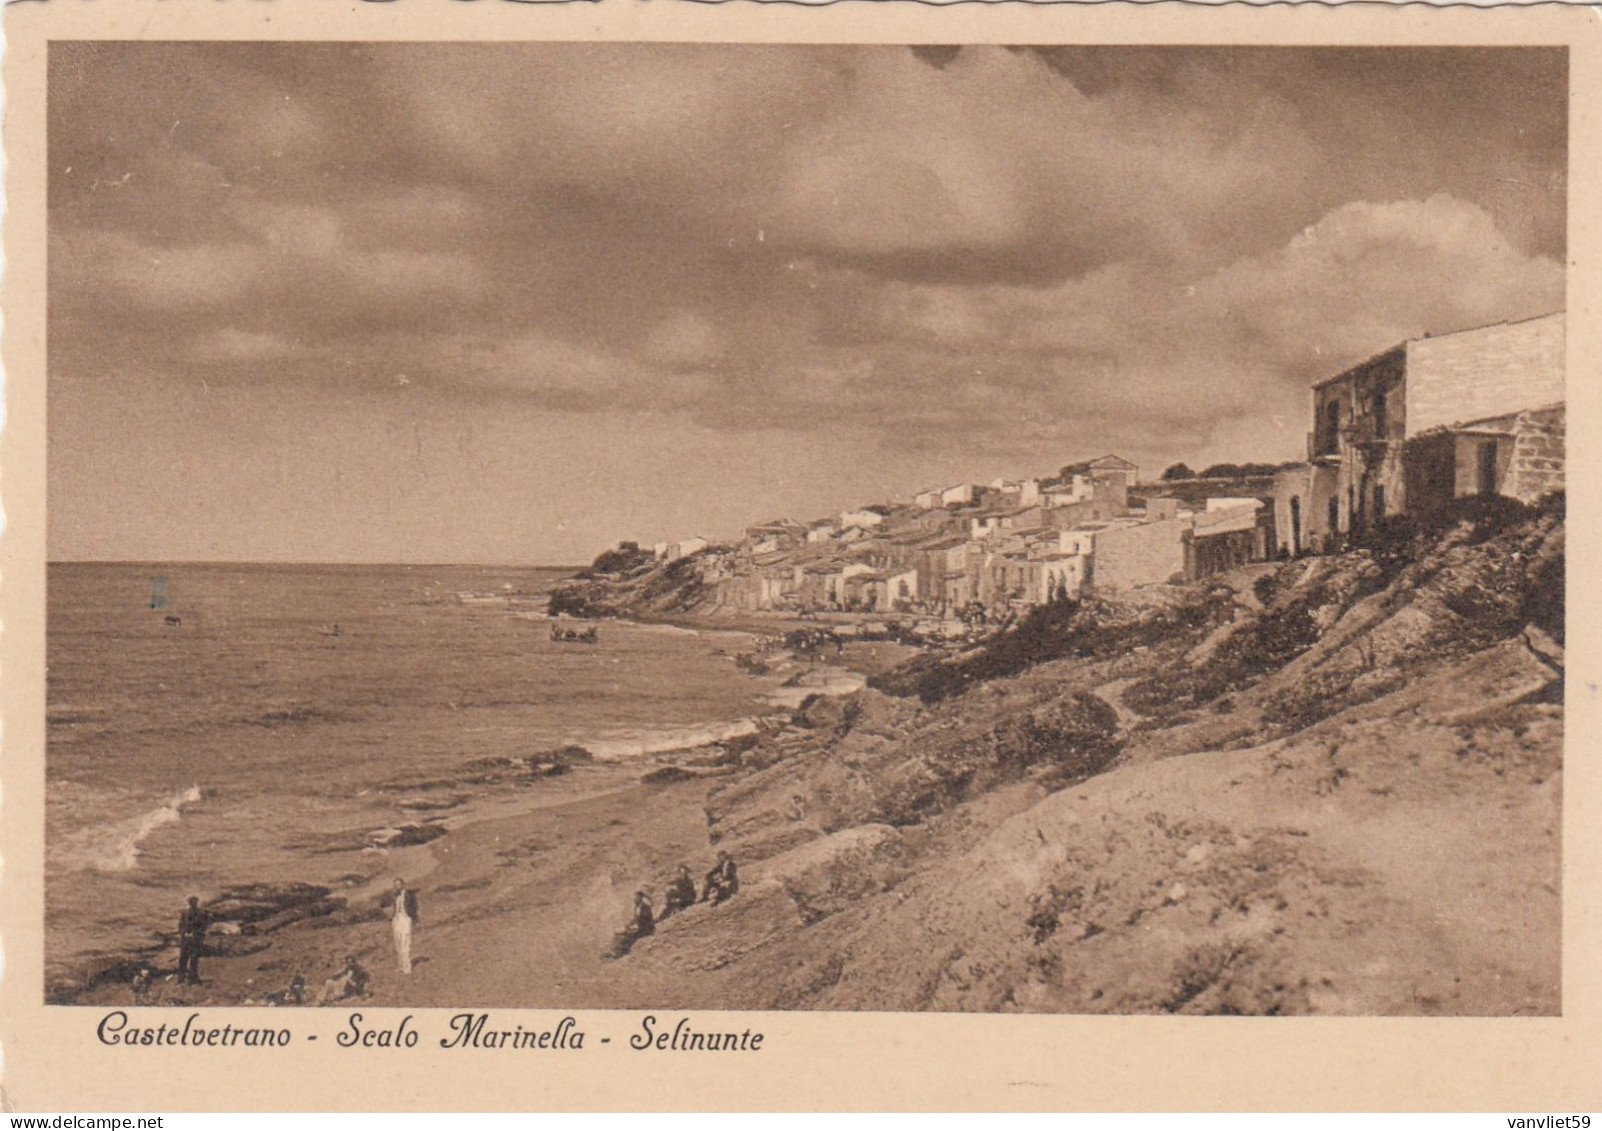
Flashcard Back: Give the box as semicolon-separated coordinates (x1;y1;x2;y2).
250;896;348;934
366;824;448;849
206;883;335;924
398;794;469;812
642;764;734;786
794;693;857;734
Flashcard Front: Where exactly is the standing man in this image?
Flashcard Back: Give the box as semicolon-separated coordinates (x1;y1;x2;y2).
176;895;209;985
386;878;420;975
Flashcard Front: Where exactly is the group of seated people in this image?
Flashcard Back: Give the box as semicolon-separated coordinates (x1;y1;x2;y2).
606;851;739;959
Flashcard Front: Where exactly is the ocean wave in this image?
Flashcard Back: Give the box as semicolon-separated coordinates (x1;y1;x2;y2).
604;619;703;637
58;785;205;873
762;670;866;710
582;718;769;762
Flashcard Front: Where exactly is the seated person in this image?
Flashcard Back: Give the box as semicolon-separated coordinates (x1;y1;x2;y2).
316;955;371;1005
265;974;307;1007
660;865;698;919
702;851;739;905
605;891;655;960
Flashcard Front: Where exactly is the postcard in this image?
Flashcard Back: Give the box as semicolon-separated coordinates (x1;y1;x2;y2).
3;0;1599;1112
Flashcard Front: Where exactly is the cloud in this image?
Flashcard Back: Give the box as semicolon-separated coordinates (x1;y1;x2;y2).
51;229;265;316
189;327;298;364
714;194;1563;464
48;43;1567;482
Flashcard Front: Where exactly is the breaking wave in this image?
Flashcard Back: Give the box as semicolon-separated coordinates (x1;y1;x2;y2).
582;718;766;762
63;785;205;873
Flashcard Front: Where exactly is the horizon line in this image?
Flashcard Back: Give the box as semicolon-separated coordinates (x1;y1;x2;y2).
47;558;592;571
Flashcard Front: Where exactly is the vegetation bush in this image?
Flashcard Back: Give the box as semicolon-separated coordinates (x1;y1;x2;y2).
1259;663;1403;736
874;691;1122;825
578;542;655;579
1123;601;1322;719
873;593;1231;705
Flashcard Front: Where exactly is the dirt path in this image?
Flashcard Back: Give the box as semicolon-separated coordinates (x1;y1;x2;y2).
1092;677;1145;731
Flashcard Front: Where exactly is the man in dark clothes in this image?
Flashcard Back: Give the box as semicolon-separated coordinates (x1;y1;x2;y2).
176;896;209;984
606;891;655;960
702;851;739;905
315;955;370;1005
660;865;698;919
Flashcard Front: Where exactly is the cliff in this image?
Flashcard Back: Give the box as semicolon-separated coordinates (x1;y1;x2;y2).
548;547;724;620
621;497;1564;1014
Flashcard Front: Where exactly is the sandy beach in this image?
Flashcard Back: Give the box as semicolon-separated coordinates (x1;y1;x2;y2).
60;638;913;1011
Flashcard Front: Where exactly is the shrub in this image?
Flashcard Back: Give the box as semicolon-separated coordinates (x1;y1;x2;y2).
579;544;656;578
1524;537;1565;644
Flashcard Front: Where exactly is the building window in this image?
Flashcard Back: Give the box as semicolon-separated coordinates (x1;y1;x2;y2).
1321;400;1342;455
1372;391;1388;438
1327;497;1340;542
1373;485;1386;519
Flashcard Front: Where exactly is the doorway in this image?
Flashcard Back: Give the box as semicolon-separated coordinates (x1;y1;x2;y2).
1477;441;1499;496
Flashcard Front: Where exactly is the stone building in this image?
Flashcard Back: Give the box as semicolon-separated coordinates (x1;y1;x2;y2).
1186;499;1270;581
1273;312;1564;555
1403;403;1565;519
1085;515;1189;593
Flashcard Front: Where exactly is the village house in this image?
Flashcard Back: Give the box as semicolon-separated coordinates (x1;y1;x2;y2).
1040;493;1127;529
900;534;969;613
795;559;877;610
839;506;888;531
1273;312;1565;555
659;536;710;561
743;518;807;549
1186;499;1270;581
804;519;837;544
913;487;944;510
969;504;1036;540
1055;455;1138;507
1402;404;1565;522
939;482;978;508
745;551;799;610
941;562;977;610
1032;551;1088;603
989;477;1044;508
1081;513;1191;594
1141;497;1183;522
1039;455;1136;521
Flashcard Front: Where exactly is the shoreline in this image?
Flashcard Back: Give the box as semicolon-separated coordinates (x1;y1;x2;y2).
49;623;911;1008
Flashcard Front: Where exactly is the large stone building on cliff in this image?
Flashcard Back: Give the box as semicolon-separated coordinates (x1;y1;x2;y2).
1273;311;1565;555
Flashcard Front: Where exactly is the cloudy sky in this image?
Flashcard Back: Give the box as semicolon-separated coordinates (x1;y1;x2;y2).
48;43;1565;563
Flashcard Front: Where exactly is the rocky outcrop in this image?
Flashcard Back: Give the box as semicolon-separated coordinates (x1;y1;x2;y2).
548;551;720;619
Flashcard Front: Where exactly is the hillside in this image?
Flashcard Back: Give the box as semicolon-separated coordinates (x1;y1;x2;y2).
616;498;1564;1014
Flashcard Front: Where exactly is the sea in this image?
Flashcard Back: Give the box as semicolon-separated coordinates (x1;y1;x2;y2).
46;561;790;996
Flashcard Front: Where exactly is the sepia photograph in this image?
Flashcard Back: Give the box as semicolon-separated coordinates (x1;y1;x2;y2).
38;38;1572;1024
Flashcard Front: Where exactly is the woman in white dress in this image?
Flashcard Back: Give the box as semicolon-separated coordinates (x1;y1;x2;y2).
389;878;418;974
